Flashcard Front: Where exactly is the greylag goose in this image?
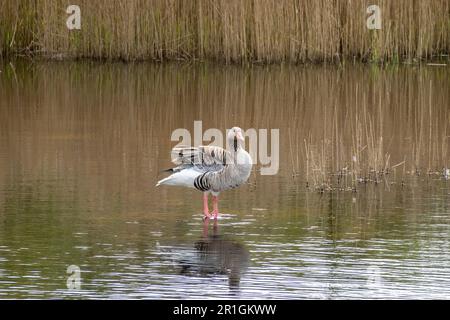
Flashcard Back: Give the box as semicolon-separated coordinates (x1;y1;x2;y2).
156;127;252;219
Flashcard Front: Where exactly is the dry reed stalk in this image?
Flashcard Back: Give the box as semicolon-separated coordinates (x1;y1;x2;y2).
1;0;450;62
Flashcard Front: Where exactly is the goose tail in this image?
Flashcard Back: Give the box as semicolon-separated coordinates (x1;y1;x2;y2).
156;176;172;187
155;167;202;188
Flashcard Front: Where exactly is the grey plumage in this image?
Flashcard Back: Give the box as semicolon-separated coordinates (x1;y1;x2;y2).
157;127;253;194
171;145;229;167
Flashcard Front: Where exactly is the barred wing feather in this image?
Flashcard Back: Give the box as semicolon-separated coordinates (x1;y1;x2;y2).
171;146;230;169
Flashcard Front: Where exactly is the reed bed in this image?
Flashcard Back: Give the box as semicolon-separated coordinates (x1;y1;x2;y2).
1;0;450;62
296;70;450;192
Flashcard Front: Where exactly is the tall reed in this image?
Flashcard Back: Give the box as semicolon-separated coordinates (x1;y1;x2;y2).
1;0;450;62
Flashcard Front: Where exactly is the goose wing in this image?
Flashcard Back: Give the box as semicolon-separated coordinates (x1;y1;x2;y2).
169;145;230;173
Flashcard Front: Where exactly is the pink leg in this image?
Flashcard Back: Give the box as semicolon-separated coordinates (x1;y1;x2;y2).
212;195;219;219
203;193;211;219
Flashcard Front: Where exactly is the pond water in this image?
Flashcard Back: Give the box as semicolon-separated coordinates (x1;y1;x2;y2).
0;60;449;299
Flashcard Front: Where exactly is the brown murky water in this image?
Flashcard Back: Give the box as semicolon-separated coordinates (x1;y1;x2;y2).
0;60;449;299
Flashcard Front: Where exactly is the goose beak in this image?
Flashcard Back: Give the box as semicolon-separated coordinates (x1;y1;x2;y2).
236;131;244;142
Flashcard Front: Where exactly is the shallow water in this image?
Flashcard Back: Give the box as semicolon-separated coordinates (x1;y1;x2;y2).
0;60;449;299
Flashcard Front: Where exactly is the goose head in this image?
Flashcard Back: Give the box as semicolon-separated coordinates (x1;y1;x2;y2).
228;127;245;152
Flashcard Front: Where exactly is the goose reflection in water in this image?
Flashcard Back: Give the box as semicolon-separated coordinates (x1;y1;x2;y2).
179;219;250;291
